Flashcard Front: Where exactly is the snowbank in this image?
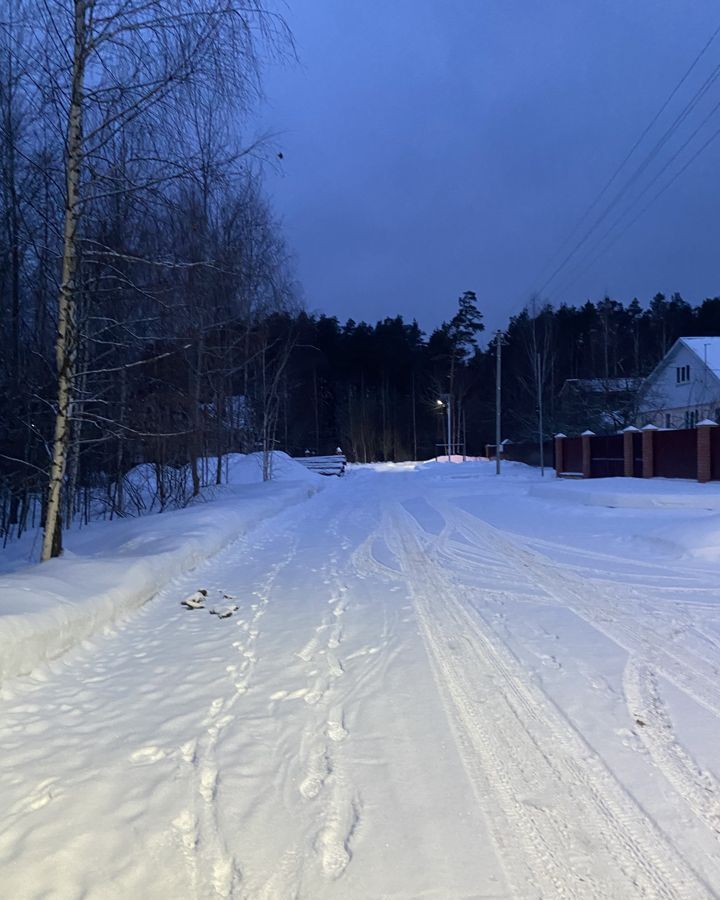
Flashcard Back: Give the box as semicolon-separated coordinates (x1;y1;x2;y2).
644;513;720;561
0;454;323;685
531;477;720;509
357;458;540;480
117;451;316;513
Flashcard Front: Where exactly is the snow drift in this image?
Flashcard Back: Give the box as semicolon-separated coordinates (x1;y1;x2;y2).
0;454;323;685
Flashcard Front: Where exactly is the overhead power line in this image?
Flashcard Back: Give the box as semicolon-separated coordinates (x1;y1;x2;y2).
536;51;720;298
554;114;720;300
532;19;720;295
554;90;720;297
509;19;720;322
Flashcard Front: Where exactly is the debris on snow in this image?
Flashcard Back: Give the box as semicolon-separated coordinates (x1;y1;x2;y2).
180;590;208;609
209;604;239;619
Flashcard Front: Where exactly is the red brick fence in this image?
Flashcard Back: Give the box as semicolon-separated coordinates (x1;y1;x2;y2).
555;421;720;482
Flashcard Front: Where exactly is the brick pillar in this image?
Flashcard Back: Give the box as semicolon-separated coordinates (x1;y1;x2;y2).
581;430;594;478
641;425;657;478
554;433;566;477
696;420;717;483
623;426;639;477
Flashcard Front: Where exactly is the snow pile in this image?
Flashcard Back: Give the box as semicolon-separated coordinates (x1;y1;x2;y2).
645;513;720;561
531;477;720;509
0;454;323;685
224;451;323;485
359;457;540;480
121;450;321;511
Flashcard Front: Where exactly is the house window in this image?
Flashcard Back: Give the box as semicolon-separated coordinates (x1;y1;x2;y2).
676;365;690;383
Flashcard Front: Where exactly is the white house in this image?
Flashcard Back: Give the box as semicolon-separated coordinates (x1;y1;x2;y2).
637;336;720;428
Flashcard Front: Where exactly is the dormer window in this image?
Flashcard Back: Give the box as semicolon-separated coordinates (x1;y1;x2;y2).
676;364;690;383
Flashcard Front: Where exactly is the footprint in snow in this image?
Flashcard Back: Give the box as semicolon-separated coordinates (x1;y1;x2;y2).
130;745;167;765
11;778;60;815
300;749;331;799
326;718;348;743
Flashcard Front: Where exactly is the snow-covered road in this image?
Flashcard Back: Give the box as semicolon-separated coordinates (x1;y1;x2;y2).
2;463;720;899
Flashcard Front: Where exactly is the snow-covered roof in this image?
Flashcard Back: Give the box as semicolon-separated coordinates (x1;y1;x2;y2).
679;337;720;374
561;377;642;395
641;336;720;397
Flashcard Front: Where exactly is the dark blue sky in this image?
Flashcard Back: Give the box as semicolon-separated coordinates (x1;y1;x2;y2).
259;1;720;336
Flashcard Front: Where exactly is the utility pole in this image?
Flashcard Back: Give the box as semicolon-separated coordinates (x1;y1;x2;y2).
495;331;502;475
537;352;545;476
436;394;452;461
446;394;452;461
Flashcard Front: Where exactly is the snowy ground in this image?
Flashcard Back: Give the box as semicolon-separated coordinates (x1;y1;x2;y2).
2;460;720;898
0;453;323;684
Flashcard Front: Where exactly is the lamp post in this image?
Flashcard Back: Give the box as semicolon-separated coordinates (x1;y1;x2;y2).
437;394;452;461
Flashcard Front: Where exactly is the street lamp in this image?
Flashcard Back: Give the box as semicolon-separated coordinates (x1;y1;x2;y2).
437;394;452;461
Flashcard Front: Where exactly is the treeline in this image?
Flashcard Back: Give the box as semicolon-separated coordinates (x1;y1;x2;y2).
4;6;720;559
0;1;295;555
271;291;720;460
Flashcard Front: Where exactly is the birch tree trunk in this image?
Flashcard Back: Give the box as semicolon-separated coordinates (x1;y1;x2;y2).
41;0;87;561
64;355;86;529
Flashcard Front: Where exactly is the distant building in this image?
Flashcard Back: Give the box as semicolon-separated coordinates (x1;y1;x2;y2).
558;377;643;432
637;336;720;428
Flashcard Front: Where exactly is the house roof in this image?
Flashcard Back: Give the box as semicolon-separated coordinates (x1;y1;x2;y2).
560;377;642;396
679;337;720;374
641;336;720;398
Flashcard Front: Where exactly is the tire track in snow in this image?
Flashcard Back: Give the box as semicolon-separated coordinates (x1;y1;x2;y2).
519;533;716;584
623;658;720;836
387;502;713;899
446;506;720;724
437;503;720;890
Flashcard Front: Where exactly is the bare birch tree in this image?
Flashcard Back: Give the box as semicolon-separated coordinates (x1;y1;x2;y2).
6;0;290;559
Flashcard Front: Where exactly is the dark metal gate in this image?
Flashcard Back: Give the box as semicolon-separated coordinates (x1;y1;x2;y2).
633;432;643;478
590;434;624;478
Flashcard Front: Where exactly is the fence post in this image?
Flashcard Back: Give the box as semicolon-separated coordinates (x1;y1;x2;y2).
641;424;657;478
696;419;717;483
581;430;595;478
622;426;639;477
554;433;566;477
